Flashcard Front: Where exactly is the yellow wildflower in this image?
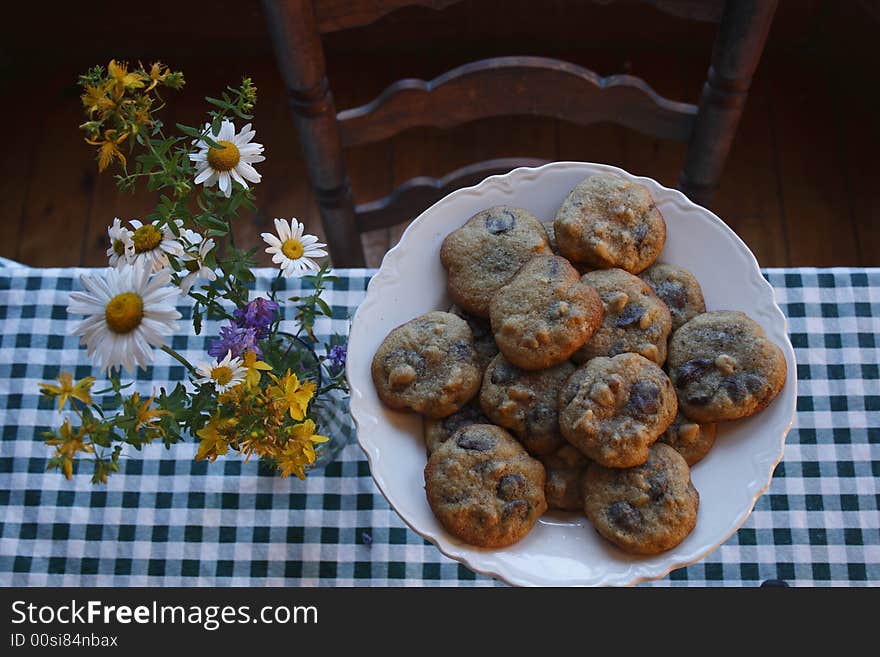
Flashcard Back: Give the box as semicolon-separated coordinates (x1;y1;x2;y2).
86;129;128;172
45;418;94;480
107;59;145;98
269;370;315;420
39;371;95;411
195;419;230;462
145;61;170;92
130;392;170;436
242;350;272;387
277;419;329;479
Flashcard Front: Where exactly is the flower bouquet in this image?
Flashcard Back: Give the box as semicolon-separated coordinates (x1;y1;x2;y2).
38;61;349;484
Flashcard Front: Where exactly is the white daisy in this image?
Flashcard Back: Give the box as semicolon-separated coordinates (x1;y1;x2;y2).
194;350;246;393
261;218;328;277
189;120;265;197
126;219;184;273
178;232;217;294
67;262;182;374
106;218;132;268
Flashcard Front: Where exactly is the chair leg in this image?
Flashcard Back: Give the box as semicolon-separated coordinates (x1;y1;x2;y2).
679;0;778;208
263;0;366;267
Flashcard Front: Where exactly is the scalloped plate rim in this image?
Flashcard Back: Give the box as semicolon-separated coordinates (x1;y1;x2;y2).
347;161;797;587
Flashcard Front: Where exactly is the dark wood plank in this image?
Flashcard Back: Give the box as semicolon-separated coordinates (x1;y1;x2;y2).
264;0;364;266
0;80;43;263
686;54;789;267
340;56;696;148
679;0;779;206
314;0;462;33
16;75;94;267
768;52;859;266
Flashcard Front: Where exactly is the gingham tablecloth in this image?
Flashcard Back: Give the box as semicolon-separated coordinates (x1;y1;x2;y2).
0;264;878;586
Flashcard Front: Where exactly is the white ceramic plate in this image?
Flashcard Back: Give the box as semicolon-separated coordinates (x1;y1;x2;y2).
347;162;797;587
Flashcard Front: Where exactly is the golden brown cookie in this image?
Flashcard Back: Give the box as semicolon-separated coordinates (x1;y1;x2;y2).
572;268;672;366
558;353;678;468
490;255;603;370
425;424;547;548
583;443;699;555
640;263;706;332
440;206;551;318
479;353;574;457
553;174;666;274
666;310;787;423
371;311;481;418
657;411;717;466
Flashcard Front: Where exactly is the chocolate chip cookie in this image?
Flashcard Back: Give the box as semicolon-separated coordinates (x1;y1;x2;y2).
371;311;481;418
424;424;548;548
572;268;672;366
423;401;491;455
449;304;499;371
558;353;678;468
640;263;706;332
667;310;787;423
480;353;575;457
583;443;699;555
440;206;551;318
657;411;717;466
490;255;603;370
553;174;666;274
541;444;590;511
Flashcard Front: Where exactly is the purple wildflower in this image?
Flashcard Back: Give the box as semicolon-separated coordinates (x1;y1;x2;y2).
208;324;262;359
328;344;347;368
233;297;279;339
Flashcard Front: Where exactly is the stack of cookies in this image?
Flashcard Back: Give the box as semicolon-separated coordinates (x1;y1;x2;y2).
371;173;788;556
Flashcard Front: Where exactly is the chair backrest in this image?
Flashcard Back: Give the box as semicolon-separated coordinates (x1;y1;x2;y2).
263;0;778;267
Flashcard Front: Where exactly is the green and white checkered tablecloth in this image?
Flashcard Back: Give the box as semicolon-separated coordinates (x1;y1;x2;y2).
0;264;878;586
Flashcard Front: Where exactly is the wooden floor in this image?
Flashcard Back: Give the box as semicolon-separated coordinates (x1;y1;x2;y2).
1;1;878;269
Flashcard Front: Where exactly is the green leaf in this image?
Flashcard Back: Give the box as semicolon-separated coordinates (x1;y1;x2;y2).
316;298;333;317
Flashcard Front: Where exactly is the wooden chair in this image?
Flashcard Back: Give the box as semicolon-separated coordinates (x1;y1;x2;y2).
262;0;778;267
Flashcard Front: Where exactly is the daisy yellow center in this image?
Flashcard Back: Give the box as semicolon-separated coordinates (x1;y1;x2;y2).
281;238;304;260
112;239;126;256
105;293;143;334
132;225;163;253
211;366;234;386
207;140;240;172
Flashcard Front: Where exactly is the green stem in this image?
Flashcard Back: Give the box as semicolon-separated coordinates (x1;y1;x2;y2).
160;345;198;377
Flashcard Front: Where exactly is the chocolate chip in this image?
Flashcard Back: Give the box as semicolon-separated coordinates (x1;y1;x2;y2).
450;339;475;361
629;380;661;415
502;499;530;520
497;474;528;500
615;303;645;328
608;501;641;531
648;471;668;501
686;393;713;406
656;280;687;310
486;210;516;234
525;403;556;432
490;362;519;385
384;349;426;376
721;376;747;402
633;223;648;245
742;372;765;393
442;406;486;434
674;358;713;388
456;431;496;452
